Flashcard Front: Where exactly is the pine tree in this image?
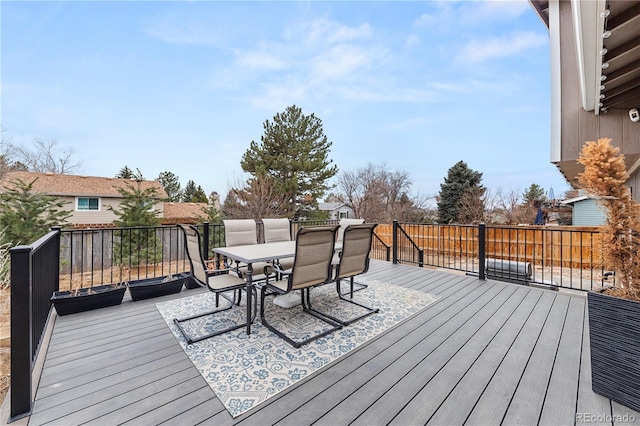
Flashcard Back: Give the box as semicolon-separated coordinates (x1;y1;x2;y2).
240;105;338;218
0;177;71;246
115;166;136;179
182;180;207;202
108;178;162;267
156;171;182;201
522;183;546;205
437;161;484;224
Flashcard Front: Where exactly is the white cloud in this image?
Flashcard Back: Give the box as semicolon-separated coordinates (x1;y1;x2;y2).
304;19;373;45
235;50;288;71
310;44;386;81
143;19;221;46
456;31;547;63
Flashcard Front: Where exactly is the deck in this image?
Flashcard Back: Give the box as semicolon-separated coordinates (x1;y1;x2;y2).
5;260;640;425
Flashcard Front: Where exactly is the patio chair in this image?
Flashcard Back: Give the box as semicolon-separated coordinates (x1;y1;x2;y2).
260;225;341;348
328;223;380;325
173;224;254;344
337;218;365;243
262;218;295;274
223;219;270;280
334;218;367;294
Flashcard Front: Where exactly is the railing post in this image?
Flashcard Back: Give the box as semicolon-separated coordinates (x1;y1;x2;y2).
9;245;33;421
51;226;61;292
392;220;398;264
203;222;210;260
478;223;486;281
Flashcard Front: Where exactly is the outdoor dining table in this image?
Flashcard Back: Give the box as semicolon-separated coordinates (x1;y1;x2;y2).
211;240;342;335
211;241;297;335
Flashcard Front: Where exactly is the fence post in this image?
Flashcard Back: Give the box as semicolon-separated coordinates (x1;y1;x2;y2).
203;222;210;260
9;245;33;421
392;220;398;264
478;223;486;281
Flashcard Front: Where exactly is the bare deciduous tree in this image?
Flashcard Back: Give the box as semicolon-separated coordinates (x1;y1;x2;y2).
222;174;289;219
334;163;428;222
14;137;82;174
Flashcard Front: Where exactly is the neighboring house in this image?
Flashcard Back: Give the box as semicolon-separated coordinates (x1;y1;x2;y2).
561;192;607;226
161;202;208;225
529;1;640;202
0;171;167;228
318;202;356;220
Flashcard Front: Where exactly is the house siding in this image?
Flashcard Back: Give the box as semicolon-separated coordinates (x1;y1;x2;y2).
553;1;640;202
571;199;606;226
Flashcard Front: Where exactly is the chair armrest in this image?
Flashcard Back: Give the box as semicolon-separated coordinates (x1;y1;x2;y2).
205;267;244;278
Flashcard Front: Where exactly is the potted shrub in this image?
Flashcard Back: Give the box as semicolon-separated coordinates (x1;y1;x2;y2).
51;283;126;315
577;138;640;411
127;272;189;301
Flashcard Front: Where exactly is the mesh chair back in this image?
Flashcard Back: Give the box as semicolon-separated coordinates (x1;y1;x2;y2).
337;218;365;243
178;224;208;285
289;225;338;290
336;223;377;279
262;218;292;243
223;219;258;246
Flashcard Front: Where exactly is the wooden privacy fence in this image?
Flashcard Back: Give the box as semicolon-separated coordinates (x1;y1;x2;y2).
374;223;603;271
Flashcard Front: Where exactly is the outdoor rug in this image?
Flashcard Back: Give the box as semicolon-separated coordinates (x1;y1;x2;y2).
155;276;439;418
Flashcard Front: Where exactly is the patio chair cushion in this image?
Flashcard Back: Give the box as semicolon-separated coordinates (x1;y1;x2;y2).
223;219;258;246
262;218;292;243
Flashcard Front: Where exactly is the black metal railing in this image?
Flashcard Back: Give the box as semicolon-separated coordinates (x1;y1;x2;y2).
390;221;606;292
56;221;606;292
9;227;61;421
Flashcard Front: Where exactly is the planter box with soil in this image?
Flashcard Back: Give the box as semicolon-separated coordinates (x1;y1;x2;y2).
51;284;126;315
127;273;189;301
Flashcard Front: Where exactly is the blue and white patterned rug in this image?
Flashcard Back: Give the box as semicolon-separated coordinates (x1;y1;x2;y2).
156;276;438;418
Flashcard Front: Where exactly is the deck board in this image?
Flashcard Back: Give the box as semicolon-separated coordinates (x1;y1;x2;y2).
12;260;640;425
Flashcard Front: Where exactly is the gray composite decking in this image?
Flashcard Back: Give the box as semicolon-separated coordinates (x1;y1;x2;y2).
18;261;640;425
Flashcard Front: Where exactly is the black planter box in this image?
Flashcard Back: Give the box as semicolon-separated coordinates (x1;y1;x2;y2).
184;274;201;289
127;273;189;301
51;284;126;316
588;291;640;412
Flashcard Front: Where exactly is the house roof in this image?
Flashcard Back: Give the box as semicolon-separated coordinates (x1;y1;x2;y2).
562;193;616;205
318;202;348;211
0;171;167;198
162;202;208;222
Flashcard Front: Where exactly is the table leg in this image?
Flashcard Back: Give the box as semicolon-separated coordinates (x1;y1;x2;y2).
245;263;253;335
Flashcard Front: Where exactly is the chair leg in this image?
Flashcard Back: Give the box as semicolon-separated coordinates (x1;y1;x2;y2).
173;290;248;345
305;278;379;326
338;279;368;298
261;285;342;349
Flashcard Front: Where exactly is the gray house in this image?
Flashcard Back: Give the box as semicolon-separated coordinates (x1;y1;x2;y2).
561;192;607;226
318;202;356;220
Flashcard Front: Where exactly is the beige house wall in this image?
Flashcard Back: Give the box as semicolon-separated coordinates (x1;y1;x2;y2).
58;196;165;226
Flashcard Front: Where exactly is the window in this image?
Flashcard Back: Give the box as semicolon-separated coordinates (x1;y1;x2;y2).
77;197;100;211
338;211;349;219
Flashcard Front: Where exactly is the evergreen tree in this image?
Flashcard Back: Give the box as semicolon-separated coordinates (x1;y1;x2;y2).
522;183;547;205
240;105;338;218
108;177;162;266
437;161;484;224
0;177;71;246
156;171;182;201
182;180;207;202
115;166;136;179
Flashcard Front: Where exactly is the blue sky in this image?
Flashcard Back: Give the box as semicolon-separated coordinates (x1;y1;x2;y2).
1;0;571;204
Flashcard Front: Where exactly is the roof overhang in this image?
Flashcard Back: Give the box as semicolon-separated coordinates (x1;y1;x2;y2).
530;0;640;114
